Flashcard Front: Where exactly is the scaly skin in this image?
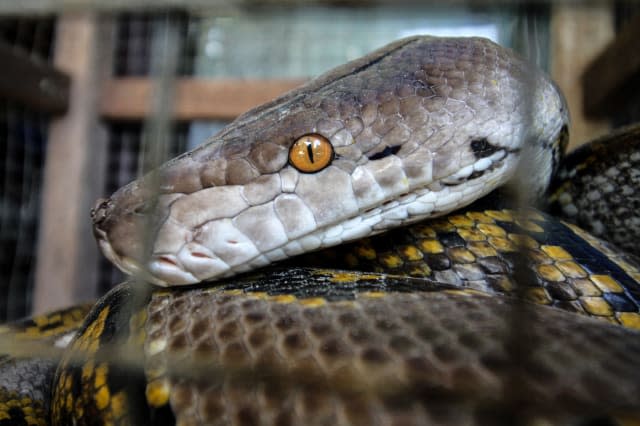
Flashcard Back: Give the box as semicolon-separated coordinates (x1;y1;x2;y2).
4;37;639;425
0;305;92;425
91;36;567;286
53;248;640;425
549;122;640;257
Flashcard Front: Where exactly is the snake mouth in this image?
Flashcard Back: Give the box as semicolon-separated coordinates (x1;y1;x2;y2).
93;226;159;284
92;196;186;286
96;235;138;276
94;234;195;288
95;232;179;286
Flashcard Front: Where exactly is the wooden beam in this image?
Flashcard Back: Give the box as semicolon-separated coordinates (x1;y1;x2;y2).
550;4;613;149
100;78;306;120
582;13;640;119
2;0;457;16
0;40;70;114
34;13;114;314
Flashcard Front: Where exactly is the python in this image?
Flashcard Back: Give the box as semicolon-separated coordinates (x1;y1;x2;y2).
1;36;640;425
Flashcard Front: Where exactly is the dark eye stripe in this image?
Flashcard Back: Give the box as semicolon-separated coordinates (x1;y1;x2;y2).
368;145;401;161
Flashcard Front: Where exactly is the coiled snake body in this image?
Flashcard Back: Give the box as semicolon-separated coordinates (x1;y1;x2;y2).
2;36;640;425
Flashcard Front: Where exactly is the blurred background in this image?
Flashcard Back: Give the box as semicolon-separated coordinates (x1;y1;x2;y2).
0;0;637;320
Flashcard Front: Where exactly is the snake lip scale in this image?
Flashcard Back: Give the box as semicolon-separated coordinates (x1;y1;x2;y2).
91;36;568;287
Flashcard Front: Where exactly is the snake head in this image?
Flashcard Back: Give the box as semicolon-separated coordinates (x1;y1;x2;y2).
92;36;568;286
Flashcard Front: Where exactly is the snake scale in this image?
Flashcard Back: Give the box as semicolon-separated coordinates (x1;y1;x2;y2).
2;36;640;425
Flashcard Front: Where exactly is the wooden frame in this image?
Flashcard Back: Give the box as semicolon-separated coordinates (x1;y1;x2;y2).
100;78;305;120
582;13;640;118
34;13;114;313
550;4;613;148
0;40;70;115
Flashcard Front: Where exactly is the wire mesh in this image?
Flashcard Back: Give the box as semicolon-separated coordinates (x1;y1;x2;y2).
113;11;196;76
1;4;639;422
0;16;55;321
0;101;49;321
0;16;55;60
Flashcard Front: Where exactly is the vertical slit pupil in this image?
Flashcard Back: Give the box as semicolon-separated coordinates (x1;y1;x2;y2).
306;140;315;163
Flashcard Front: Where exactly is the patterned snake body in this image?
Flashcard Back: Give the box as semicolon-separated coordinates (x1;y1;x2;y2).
550;123;640;258
2;37;640;425
52;267;640;425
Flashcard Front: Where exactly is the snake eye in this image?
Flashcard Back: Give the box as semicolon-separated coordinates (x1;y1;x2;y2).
289;134;334;173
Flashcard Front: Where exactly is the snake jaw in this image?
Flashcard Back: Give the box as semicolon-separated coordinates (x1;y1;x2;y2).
94;221;169;286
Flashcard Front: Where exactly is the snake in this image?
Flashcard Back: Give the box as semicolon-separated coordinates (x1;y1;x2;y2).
1;36;640;425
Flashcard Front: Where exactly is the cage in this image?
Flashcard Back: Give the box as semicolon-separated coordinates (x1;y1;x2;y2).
0;1;639;424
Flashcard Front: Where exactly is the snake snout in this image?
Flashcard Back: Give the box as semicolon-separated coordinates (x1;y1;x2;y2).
91;198;111;228
91;185;175;285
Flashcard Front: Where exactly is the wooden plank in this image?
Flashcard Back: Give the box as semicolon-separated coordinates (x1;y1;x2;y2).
0;40;70;114
582;13;640;118
550;4;613;149
100;78;306;120
33;13;114;314
3;0;431;15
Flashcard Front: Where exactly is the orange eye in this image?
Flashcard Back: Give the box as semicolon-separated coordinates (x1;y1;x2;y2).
288;134;334;173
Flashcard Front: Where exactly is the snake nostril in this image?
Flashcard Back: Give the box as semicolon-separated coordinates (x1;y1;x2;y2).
91;198;112;226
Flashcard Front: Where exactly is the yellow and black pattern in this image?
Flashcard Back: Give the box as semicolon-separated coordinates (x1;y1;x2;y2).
0;305;91;342
300;202;640;328
0;368;49;426
0;304;91;426
51;285;164;426
46;204;640;425
52;273;640;425
5;204;640;425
